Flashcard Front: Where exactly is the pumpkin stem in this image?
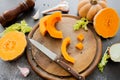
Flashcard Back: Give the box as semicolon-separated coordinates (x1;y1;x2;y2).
90;0;98;5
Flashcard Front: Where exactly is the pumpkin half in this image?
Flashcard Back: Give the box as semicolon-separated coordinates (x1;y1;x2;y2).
78;0;107;21
94;8;119;38
0;31;27;61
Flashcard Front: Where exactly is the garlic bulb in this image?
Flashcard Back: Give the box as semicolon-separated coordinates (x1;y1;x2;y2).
41;0;69;14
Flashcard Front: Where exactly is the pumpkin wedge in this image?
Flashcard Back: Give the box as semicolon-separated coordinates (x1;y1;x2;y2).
39;15;50;36
94;8;119;38
46;12;63;39
61;37;75;63
0;31;27;61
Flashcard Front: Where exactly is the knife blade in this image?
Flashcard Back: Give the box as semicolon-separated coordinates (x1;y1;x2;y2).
29;39;85;80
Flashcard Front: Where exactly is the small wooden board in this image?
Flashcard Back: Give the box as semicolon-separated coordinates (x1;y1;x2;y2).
26;15;102;80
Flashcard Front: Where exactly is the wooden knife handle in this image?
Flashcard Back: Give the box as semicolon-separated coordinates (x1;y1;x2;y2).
0;0;35;27
55;58;85;80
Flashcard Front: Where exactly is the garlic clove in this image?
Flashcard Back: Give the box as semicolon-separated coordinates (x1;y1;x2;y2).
17;65;30;77
32;9;40;20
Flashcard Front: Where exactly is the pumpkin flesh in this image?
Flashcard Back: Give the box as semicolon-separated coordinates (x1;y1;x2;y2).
94;8;119;38
61;37;75;63
75;42;83;50
46;12;63;39
77;33;84;41
39;15;50;36
0;31;27;61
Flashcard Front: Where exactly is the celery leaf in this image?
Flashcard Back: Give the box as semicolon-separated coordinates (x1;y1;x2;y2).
98;47;110;72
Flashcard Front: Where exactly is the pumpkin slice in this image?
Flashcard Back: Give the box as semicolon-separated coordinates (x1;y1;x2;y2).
46;12;63;39
94;8;119;38
39;15;50;36
61;37;75;63
0;31;27;61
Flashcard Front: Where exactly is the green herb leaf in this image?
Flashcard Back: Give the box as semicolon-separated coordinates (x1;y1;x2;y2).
98;47;110;72
0;20;32;36
21;26;32;33
20;20;32;33
73;17;89;31
4;23;21;34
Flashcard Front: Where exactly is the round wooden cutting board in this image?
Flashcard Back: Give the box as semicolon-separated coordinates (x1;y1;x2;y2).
26;14;102;80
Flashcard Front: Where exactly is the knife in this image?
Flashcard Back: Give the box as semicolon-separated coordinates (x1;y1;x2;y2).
29;39;85;80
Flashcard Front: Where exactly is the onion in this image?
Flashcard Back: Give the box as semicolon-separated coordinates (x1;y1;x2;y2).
109;43;120;62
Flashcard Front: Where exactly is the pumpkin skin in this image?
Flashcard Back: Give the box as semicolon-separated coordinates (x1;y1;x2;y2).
78;0;107;21
0;31;27;61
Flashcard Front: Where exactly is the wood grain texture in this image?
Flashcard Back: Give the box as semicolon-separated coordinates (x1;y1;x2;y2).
27;15;102;80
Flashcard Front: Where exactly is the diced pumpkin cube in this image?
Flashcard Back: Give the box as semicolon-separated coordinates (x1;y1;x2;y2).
75;42;83;50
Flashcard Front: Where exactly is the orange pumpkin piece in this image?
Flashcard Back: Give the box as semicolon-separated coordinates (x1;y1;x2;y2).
94;8;119;38
77;33;84;41
46;12;63;39
0;31;27;61
75;42;84;50
61;37;75;63
39;15;50;36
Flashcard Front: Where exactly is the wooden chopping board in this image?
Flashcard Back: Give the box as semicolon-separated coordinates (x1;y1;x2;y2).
26;14;102;80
